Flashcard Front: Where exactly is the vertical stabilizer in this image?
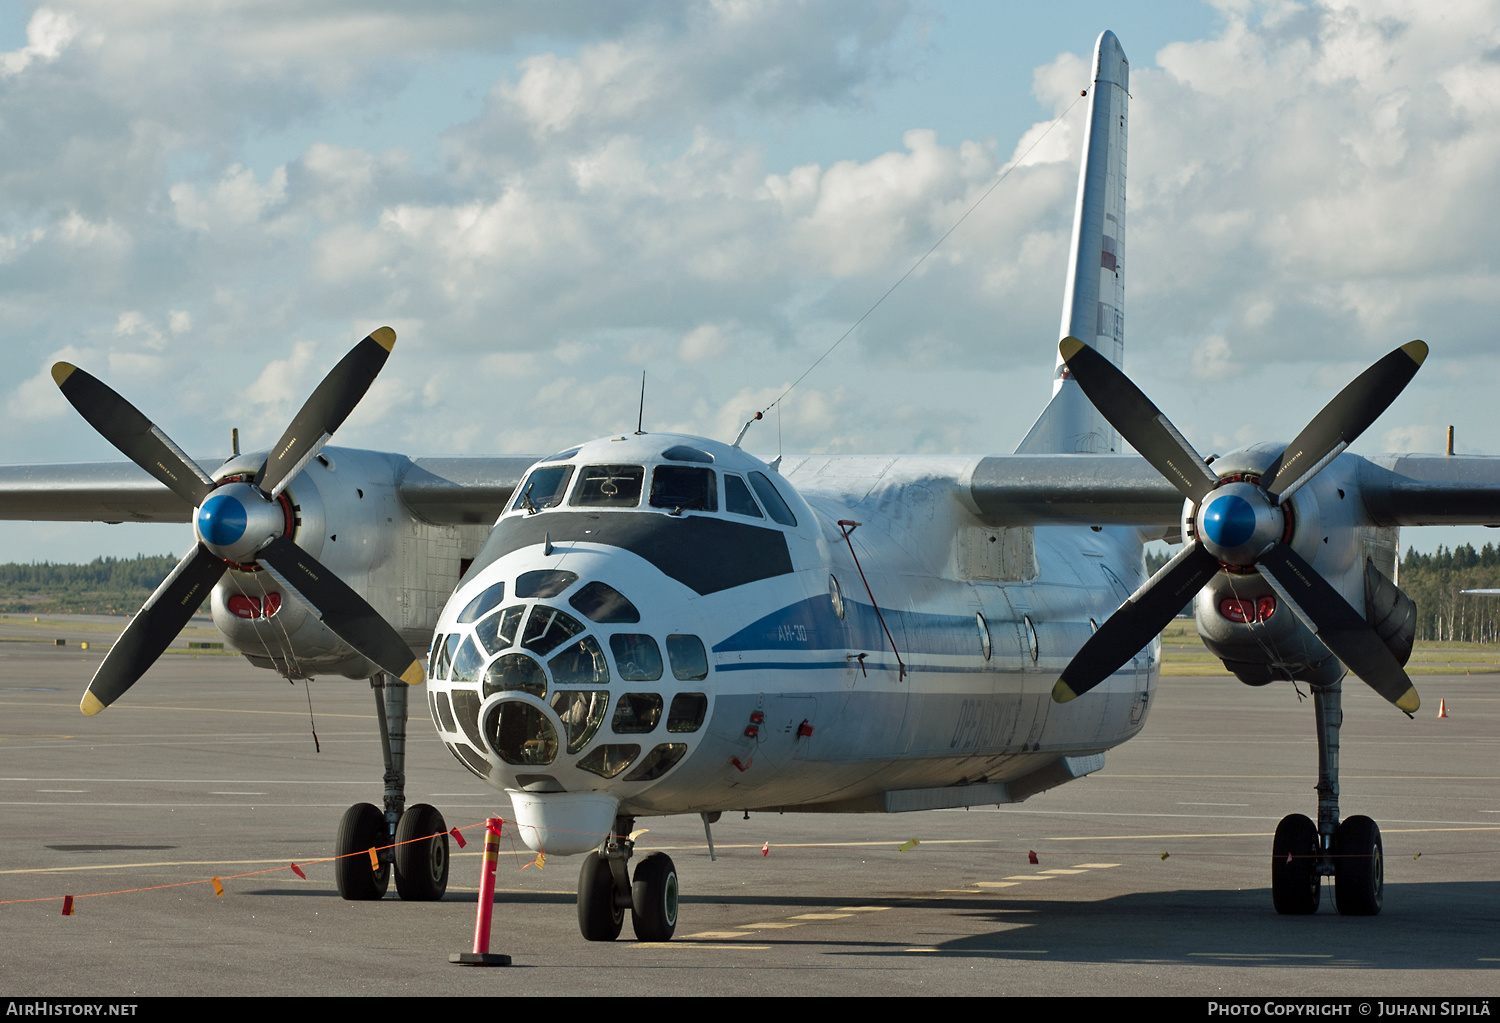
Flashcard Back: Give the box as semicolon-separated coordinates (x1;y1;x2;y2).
1016;30;1129;455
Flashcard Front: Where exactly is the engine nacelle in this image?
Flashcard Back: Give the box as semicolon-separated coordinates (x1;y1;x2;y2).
1188;444;1413;686
208;447;491;679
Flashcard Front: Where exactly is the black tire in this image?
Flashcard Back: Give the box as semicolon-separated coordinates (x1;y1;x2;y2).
1271;812;1321;915
1333;815;1383;916
631;851;679;942
335;802;390;901
394;803;449;901
577;852;624;941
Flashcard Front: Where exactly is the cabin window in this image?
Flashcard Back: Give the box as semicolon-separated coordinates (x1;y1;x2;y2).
451;637;485;683
483;701;558;766
1024;615;1039;663
549;690;610;754
624;743;689;782
510;465;574;513
748;472;796;526
610;633;664;681
482;653;547;699
457;582;505;624
475;605;525;654
666;634;709;681
977;612;991;661
549;635;611;687
576;744;640;779
571;464;644;508
434;690;457;733
829;575;845;620
429;633;446;679
522;605;586;655
449;689;485;750
611;693;664;734
724;474;763;518
661;445;713;464
570;581;640;623
666;693;707;733
650;466;717;512
516;570;578;598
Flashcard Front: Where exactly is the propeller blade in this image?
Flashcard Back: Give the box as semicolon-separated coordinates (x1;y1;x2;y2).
1054;541;1221;703
1255;542;1420;714
255;537;423;685
52;363;216;507
1262;340;1427;503
255;327;396;498
1058;338;1219;503
80;545;226;716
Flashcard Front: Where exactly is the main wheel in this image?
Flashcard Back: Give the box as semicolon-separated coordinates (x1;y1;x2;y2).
1333;815;1383;916
394;803;449;901
577;852;624;941
631;851;679;942
1271;813;1320;914
335;802;390;900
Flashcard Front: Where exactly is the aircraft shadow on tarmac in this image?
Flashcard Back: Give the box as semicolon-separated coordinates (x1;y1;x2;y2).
232;881;1500;969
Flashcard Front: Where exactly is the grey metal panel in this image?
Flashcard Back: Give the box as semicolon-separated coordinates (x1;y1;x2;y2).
0;462;189;522
969;454;1181;526
1358;454;1500;526
397;456;539;525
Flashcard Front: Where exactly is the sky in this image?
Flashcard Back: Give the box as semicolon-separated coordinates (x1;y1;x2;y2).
1;0;1498;562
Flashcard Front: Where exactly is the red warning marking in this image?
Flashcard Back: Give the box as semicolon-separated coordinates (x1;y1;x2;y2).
450;827;467;849
61;895;73;916
1028;850;1039;865
290;863;306;880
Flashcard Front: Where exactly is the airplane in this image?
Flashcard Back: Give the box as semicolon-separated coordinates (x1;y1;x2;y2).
4;29;1497;940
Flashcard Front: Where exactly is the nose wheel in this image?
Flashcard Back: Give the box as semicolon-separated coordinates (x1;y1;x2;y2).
576;817;679;941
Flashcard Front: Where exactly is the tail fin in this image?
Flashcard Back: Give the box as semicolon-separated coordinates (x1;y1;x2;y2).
1016;30;1129;455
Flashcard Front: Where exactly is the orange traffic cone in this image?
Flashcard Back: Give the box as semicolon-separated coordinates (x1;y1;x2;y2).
1437;698;1448;718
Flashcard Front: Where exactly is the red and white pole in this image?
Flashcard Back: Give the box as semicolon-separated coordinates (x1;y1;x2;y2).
450;818;512;966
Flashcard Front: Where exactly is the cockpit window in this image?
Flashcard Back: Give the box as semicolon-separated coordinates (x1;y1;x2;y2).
456;582;505;624
666;634;709;681
576;744;639;779
543;446;582;463
650;465;717;512
522;605;586;656
571;465;644;508
510;465;574;513
475;604;524;654
661;445;713;464
724;474;763;518
569;581;640;623
610;634;663;681
549;635;610;686
748;472;796;526
484;702;558;766
516;570;578;598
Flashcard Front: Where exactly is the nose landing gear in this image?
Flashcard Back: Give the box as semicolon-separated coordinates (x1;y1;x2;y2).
1270;679;1384;916
577;815;679;942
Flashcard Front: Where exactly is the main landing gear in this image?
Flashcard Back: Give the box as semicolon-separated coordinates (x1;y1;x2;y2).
1270;679;1383;916
334;673;451;901
577;815;679;942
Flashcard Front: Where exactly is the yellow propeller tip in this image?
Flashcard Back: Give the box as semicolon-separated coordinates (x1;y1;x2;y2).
369;326;397;353
1058;337;1086;362
1400;339;1428;365
80;691;105;717
399;660;424;686
51;362;76;386
1396;687;1420;714
1052;679;1078;704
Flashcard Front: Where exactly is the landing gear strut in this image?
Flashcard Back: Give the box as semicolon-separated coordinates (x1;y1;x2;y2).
1271;679;1383;915
576;815;679;942
334;673;450;901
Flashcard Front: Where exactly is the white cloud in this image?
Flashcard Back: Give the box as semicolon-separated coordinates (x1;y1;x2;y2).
0;8;78;77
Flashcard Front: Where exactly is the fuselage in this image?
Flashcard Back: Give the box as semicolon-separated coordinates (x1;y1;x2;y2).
424;432;1159;853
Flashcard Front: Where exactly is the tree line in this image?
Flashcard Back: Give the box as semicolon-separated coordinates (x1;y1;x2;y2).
0;554;182;614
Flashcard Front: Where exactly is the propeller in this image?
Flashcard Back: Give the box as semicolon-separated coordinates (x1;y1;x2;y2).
54;327;423;717
1051;336;1426;715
